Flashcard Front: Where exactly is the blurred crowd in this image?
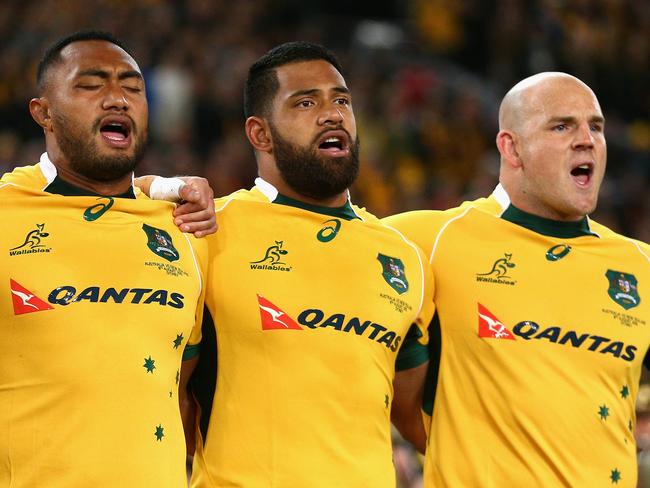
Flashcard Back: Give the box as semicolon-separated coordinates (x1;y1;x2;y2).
1;0;649;485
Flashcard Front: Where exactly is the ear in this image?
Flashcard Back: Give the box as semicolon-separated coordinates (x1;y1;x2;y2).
29;97;52;131
245;116;272;153
496;130;523;169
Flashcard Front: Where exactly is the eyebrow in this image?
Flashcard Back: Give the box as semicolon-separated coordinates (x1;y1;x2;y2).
76;69;143;81
289;86;351;98
548;115;605;125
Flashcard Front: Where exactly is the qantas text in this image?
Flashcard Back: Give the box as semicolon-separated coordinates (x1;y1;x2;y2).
513;321;636;361
297;309;402;351
48;286;184;308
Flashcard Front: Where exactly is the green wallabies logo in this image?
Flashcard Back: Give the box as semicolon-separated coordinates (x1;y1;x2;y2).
251;241;289;265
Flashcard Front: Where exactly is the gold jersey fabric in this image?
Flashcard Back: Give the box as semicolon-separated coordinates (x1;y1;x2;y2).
190;178;434;488
384;185;650;488
0;157;207;487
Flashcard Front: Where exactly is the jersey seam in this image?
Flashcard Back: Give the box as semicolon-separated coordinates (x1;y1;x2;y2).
626;237;650;265
430;206;474;263
182;233;204;305
214;190;249;213
382;224;426;326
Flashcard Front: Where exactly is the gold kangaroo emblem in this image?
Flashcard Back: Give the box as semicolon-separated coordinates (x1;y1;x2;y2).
251;241;289;264
11;224;49;251
477;253;516;278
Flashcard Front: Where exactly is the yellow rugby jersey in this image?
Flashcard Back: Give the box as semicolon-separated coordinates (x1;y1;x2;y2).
0;156;207;487
384;184;650;488
189;178;434;488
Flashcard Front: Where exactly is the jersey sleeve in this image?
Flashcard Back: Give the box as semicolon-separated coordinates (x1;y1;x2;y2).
382;210;442;260
395;243;435;371
412;243;435;345
183;235;209;361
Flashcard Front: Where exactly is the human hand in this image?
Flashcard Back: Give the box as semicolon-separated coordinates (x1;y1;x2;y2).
173;178;217;238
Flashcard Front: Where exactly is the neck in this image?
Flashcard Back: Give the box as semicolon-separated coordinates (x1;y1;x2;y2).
500;178;585;222
47;149;133;196
259;165;348;207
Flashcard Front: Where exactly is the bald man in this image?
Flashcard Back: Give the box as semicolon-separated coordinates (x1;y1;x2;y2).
385;72;650;487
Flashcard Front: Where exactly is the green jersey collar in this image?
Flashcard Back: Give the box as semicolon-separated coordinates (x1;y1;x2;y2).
39;152;136;198
492;184;599;238
254;177;361;221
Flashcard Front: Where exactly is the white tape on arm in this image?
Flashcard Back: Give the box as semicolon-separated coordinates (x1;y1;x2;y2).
149;177;185;202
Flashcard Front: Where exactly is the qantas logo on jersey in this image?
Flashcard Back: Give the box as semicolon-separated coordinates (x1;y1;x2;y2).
258;296;403;350
10;279;54;315
479;303;637;361
477;304;515;339
258;295;302;329
47;285;185;308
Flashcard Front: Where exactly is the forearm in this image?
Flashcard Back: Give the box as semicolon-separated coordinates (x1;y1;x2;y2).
391;361;428;454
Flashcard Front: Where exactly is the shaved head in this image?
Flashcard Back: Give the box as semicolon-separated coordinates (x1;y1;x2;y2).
498;72;597;133
495;72;606;222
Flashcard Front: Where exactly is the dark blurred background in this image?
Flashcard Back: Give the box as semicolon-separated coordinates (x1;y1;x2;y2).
1;0;649;485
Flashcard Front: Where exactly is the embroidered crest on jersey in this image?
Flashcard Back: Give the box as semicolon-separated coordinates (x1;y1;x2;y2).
476;253;516;285
317;219;341;243
257;295;302;330
142;224;179;262
83;197;114;222
9;223;52;256
546;244;572;261
477;303;515;340
377;253;409;294
10;279;54;315
606;270;640;310
250;241;291;271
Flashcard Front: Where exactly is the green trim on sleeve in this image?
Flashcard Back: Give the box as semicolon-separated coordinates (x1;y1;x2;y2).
182;343;201;361
395;324;429;371
422;313;442;416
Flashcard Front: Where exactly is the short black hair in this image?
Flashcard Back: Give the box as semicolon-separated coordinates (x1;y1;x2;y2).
36;29;130;93
244;41;344;119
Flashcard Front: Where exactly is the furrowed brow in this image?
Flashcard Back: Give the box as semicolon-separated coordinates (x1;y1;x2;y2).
118;70;144;82
548;116;577;125
76;69;110;79
289;86;349;98
75;69;143;82
331;86;350;95
290;88;322;98
590;115;605;124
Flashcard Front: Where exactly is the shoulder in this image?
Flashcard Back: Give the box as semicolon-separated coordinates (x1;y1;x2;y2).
589;218;650;264
384;195;498;232
349;203;380;224
214;187;264;213
382;196;497;256
1;163;47;191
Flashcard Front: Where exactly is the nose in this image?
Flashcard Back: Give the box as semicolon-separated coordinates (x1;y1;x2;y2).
317;104;343;126
572;123;595;150
102;84;129;112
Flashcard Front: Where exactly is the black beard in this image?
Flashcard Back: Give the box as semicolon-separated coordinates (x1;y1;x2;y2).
271;125;360;200
52;113;147;182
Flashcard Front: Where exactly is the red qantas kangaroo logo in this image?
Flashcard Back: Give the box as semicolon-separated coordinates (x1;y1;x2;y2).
257;295;302;330
10;279;54;315
478;303;515;340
